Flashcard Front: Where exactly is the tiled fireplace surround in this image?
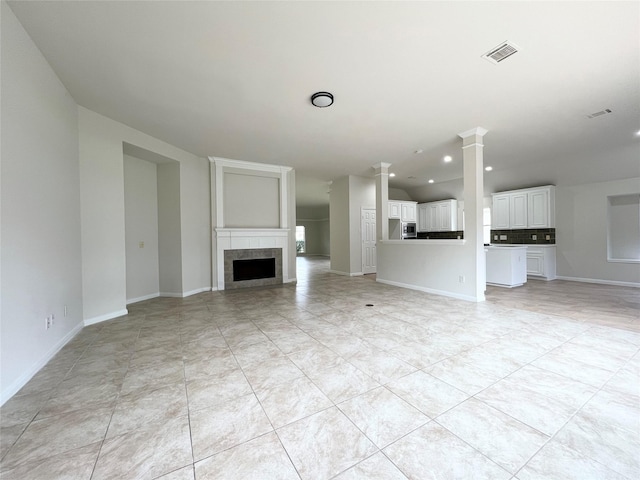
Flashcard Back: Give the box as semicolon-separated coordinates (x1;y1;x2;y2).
224;247;283;290
215;229;290;291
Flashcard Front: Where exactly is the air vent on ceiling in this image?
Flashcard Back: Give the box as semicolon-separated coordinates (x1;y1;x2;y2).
482;41;519;64
587;108;612;119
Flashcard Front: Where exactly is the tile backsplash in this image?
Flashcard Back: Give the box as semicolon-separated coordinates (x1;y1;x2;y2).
417;230;464;240
490;228;555;244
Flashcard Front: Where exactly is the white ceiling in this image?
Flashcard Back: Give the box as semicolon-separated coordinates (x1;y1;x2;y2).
8;1;639;207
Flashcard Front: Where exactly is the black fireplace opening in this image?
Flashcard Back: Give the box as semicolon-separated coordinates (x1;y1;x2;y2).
233;258;276;282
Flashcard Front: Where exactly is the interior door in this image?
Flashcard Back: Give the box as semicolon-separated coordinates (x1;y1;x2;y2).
361;207;377;274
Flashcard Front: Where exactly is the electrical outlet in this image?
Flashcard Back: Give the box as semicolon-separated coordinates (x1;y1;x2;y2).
51;314;55;326
545;234;551;241
45;316;52;329
459;275;465;283
499;235;507;240
531;234;537;240
493;235;498;240
139;241;145;248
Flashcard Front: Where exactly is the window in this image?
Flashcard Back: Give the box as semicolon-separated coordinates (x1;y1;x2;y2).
607;194;640;263
296;225;306;254
483;207;492;245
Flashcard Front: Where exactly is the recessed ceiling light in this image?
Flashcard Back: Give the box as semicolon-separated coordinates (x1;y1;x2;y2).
428;179;435;184
635;129;640;136
485;166;493;171
443;155;452;163
414;149;424;154
389;173;396;177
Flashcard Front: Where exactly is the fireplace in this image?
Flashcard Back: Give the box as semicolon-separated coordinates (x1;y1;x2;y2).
224;248;283;289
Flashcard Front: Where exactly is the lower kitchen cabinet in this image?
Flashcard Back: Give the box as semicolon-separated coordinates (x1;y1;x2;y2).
526;245;556;280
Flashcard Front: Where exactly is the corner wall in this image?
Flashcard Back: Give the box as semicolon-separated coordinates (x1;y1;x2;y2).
1;1;83;402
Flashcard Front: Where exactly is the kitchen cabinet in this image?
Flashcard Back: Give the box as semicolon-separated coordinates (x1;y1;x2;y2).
492;194;510;229
389;201;416;222
491;186;555;229
401;202;417;222
388;201;401;219
526;245;556;280
486;246;528;287
417;199;457;232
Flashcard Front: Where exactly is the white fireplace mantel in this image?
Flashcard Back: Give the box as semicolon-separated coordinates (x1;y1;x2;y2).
209;157;294;291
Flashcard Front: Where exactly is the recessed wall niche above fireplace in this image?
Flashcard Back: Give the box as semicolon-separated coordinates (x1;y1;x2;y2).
224;248;282;289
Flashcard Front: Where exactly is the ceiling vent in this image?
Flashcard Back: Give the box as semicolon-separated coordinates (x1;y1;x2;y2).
482;41;519;64
587;108;612;119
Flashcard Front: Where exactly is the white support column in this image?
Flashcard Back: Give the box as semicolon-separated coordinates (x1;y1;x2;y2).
458;127;488;301
373;162;391;241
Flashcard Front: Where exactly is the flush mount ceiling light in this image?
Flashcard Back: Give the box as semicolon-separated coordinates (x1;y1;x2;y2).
389;173;396;177
311;92;334;108
485;166;493;171
443;155;452;163
428;179;435;184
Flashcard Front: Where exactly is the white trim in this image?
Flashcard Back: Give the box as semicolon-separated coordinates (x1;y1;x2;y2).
462;143;485;149
126;292;160;305
159;292;183;298
211;286;219;292
209;156;292;173
329;270;363;277
458;127;488;138
84;309;128;326
297;218;329;222
555;276;640;288
376;278;485;302
284;278;297;283
0;321;85;406
181;287;211;297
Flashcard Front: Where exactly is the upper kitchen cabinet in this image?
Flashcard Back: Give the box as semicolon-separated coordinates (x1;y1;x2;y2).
388;201;401;219
491;186;556;229
401;202;417;222
389;201;417;222
418;199;457;232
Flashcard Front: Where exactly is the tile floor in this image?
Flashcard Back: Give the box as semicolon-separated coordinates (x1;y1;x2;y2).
1;256;639;479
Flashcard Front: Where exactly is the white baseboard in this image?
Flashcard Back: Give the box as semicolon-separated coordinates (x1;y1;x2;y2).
556;276;640;288
376;278;484;302
211;286;219;292
284;278;297;283
84;309;129;326
329;270;363;277
126;292;160;305
182;287;211;297
159;292;183;298
1;321;84;406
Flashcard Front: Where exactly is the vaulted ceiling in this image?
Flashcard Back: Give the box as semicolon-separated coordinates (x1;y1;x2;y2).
8;1;639;206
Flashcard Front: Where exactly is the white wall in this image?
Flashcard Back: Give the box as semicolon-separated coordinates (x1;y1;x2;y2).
1;2;83;403
349;176;376;274
79;107;211;324
158;163;183;295
329;176;350;274
556;177;640;285
124;155;160;302
329;176;375;275
389;188;412;201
